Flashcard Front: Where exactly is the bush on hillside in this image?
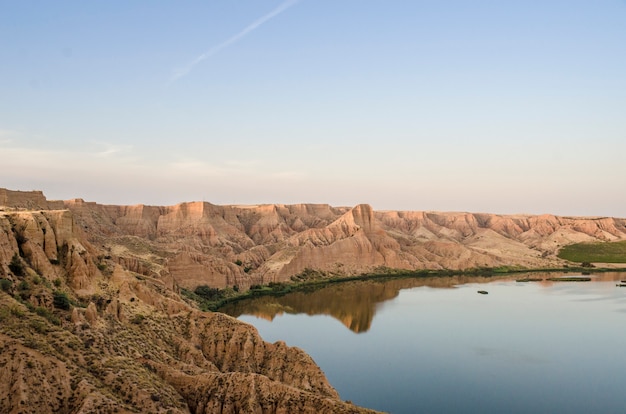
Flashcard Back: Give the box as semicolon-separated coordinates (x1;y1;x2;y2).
8;254;25;276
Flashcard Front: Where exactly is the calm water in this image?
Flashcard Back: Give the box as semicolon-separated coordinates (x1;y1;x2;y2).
221;273;626;413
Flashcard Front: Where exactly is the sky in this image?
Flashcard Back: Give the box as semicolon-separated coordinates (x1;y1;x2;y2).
1;1;625;216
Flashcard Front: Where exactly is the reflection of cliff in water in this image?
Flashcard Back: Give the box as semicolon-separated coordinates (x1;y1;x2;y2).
219;274;517;333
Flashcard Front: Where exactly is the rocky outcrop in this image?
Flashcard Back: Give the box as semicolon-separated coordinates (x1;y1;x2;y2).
0;189;64;210
152;365;368;414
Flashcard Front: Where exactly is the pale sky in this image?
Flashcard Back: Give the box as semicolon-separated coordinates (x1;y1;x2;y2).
2;1;625;216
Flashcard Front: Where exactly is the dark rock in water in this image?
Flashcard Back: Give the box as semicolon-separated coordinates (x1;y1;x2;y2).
547;277;591;282
477;290;488;295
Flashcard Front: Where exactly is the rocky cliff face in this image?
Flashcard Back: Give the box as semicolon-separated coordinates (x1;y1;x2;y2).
0;195;378;413
51;193;626;291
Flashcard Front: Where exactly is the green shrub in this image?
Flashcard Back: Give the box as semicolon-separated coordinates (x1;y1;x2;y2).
35;307;61;325
18;280;30;291
0;278;12;292
53;291;71;310
30;320;48;334
8;254;25;276
9;305;25;318
194;285;224;301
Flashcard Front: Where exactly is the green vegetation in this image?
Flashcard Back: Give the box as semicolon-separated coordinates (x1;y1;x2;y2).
34;306;61;325
0;278;12;292
8;253;25;276
194;285;225;301
182;285;240;311
182;263;626;313
53;291;71;310
558;240;626;263
18;280;30;291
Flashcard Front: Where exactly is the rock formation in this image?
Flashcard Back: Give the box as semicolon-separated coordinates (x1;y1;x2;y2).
0;192;378;413
54;193;626;291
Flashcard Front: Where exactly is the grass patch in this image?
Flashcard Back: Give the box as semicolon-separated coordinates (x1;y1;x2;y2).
34;306;62;325
558;240;626;263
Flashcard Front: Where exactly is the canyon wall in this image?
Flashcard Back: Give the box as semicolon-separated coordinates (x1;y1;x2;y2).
58;194;626;290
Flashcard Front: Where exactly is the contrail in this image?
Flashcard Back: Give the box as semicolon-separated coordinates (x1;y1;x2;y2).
171;0;300;81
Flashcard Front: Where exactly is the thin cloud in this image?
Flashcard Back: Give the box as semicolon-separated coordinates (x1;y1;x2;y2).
169;158;259;176
169;159;230;176
91;141;134;158
0;129;18;142
171;0;300;81
1;145;141;173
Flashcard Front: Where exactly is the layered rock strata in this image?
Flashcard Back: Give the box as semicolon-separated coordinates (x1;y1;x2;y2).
58;194;626;290
0;202;378;413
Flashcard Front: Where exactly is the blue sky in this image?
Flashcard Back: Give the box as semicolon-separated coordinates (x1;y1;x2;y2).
2;1;625;216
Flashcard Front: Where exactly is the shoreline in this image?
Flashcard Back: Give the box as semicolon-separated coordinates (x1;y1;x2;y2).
183;265;626;312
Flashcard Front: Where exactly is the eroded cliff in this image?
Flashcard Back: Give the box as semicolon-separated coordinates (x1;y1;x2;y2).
0;193;378;413
55;193;626;291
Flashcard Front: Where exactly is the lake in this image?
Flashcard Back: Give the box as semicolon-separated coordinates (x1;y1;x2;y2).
220;273;626;413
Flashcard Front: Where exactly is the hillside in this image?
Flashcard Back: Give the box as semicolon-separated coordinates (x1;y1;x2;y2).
0;189;378;413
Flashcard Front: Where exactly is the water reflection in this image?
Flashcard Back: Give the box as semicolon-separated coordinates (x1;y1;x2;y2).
232;271;626;414
219;272;622;333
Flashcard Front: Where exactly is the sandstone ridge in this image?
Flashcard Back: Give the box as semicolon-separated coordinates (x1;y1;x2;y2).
32;191;626;291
